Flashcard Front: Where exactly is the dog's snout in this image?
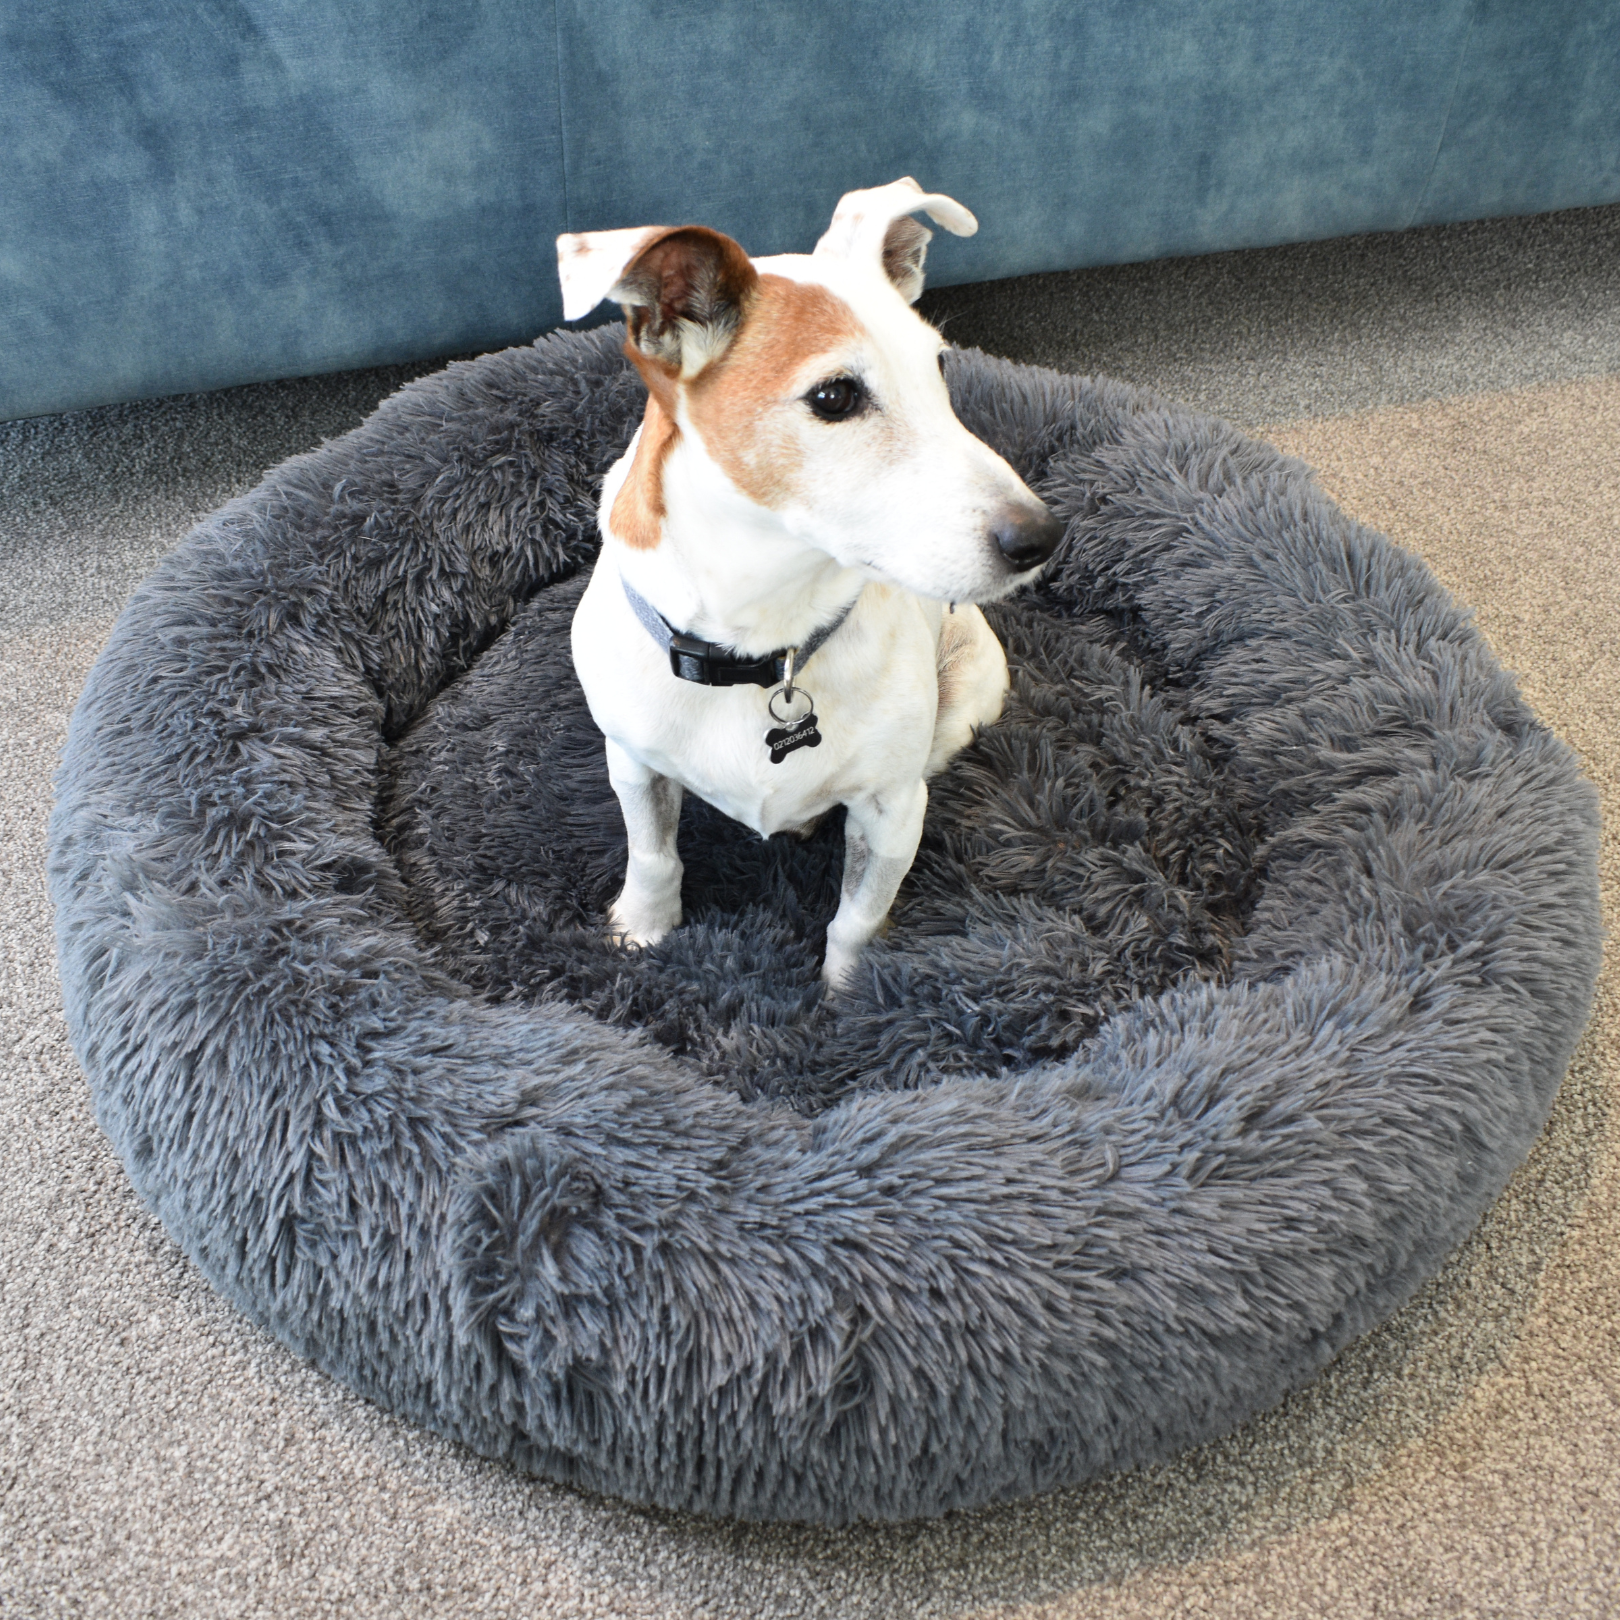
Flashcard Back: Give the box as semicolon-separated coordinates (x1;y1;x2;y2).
992;505;1062;571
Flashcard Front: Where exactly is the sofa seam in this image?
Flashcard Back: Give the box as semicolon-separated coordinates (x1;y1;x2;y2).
551;0;572;234
1407;0;1479;229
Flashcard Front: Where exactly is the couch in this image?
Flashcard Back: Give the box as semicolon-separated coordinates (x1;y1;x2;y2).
3;0;1617;421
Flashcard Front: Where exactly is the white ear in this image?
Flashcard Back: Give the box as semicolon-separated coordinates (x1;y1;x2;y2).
555;225;671;322
814;177;978;291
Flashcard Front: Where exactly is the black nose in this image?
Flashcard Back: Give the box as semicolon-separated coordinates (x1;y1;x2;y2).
993;504;1063;571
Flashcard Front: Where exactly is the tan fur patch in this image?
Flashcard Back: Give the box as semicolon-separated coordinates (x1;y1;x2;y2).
685;275;862;508
610;391;678;550
935;606;974;715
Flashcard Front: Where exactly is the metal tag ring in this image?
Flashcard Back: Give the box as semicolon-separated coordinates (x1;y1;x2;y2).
768;683;814;724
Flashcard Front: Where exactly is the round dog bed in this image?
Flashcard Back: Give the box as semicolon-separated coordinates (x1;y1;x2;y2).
49;327;1601;1524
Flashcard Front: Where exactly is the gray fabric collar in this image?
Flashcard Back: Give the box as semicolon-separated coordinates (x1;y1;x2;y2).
619;570;860;688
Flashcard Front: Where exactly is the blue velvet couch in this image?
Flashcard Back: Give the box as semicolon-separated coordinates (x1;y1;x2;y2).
3;1;1617;421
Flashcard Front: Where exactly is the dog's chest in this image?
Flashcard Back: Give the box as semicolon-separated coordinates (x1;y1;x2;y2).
633;675;935;837
572;566;941;836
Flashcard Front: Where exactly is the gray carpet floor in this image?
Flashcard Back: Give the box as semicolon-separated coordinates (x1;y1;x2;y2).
3;202;1618;1618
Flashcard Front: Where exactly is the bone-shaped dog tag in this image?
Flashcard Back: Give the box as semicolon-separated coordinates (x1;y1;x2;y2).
766;670;821;764
765;711;821;763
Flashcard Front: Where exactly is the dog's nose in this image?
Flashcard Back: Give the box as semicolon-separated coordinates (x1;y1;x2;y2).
993;504;1063;571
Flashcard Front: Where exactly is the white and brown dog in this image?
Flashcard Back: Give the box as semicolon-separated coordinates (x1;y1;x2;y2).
559;178;1061;988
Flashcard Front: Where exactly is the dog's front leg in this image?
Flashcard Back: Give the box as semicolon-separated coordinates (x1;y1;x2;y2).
823;780;928;990
604;738;684;947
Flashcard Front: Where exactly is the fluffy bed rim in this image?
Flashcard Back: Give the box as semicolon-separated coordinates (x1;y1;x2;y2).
48;326;1602;1524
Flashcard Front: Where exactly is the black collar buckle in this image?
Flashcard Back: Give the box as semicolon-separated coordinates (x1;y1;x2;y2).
668;631;782;689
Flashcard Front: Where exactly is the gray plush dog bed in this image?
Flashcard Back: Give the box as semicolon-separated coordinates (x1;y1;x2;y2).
49;327;1601;1524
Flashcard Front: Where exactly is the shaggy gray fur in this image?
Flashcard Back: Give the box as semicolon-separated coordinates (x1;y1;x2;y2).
48;327;1602;1524
379;571;1256;1112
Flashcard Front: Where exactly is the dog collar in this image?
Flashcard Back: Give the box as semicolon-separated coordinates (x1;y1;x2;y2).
619;573;859;688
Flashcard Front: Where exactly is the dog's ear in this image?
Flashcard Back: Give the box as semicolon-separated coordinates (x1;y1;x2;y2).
814;177;977;303
556;224;757;378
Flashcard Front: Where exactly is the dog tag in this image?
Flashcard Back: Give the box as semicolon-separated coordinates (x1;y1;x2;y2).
765;711;821;764
766;659;821;764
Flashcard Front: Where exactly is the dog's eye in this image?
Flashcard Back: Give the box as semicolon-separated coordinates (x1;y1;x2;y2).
805;376;865;422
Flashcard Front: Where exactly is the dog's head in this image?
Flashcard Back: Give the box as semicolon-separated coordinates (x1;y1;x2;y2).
556;178;1061;602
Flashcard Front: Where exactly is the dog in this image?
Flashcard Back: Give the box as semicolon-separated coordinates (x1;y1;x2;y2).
558;178;1061;987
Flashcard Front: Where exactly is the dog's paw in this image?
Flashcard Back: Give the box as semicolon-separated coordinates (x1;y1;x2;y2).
821;940;860;993
608;896;680;950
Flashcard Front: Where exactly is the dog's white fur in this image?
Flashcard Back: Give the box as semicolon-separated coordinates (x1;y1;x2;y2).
561;178;1058;987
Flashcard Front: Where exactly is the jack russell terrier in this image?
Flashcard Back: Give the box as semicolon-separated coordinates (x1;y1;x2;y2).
558;178;1061;988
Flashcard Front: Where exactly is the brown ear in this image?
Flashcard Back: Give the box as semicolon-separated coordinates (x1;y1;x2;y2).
614;226;758;378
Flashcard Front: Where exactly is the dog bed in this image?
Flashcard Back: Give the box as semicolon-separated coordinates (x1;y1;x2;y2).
49;326;1602;1524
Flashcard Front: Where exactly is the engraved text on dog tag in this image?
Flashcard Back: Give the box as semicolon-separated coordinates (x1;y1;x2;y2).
765;711;821;764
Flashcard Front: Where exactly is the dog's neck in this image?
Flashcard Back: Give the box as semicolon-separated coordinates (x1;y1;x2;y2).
604;412;865;658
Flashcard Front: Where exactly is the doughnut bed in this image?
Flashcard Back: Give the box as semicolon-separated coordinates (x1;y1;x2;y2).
49;326;1602;1524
